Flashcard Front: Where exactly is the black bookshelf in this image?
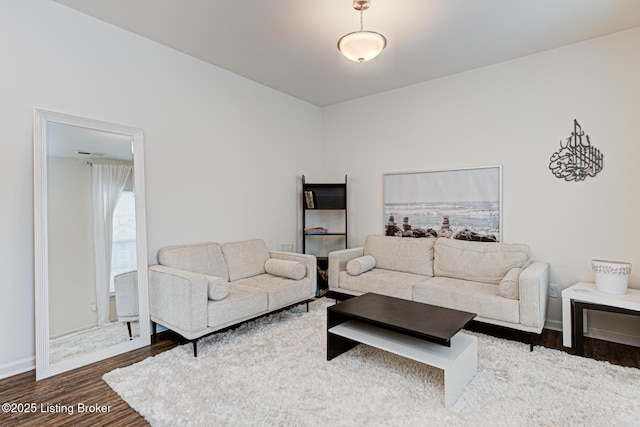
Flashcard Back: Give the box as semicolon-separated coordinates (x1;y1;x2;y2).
302;175;347;297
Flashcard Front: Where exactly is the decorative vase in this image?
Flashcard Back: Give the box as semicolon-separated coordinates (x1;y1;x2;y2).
591;259;632;294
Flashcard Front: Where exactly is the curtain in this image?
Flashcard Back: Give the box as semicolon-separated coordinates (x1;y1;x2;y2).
92;163;133;325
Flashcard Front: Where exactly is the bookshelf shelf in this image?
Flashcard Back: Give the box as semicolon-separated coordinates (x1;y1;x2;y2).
304;232;346;236
302;175;347;297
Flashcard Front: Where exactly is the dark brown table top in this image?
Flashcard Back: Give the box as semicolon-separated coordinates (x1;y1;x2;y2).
328;293;476;345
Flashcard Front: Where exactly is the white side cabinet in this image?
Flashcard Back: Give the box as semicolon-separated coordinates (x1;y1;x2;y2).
562;282;640;355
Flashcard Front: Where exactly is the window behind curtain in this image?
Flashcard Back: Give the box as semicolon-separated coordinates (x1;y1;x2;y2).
110;191;137;293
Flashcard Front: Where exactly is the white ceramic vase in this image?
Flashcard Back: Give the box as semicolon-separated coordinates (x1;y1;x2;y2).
591;259;632;294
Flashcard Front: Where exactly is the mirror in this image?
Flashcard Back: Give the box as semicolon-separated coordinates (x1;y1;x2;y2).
34;109;150;380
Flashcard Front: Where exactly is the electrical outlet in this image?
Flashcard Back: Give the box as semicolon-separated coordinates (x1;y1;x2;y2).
91;303;97;312
548;284;559;298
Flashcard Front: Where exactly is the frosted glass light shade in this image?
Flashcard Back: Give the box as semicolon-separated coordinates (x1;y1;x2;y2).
338;30;387;62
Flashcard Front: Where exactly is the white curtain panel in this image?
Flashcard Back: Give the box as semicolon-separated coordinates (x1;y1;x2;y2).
92;163;132;325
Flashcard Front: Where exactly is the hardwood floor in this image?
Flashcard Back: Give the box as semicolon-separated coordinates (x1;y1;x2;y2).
1;321;638;426
466;322;640;368
0;332;182;427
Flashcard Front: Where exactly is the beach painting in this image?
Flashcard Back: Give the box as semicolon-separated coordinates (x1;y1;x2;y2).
383;166;502;241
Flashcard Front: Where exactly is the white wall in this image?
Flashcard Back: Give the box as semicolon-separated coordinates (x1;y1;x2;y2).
0;1;322;378
47;157;97;337
322;27;640;344
3;1;638;380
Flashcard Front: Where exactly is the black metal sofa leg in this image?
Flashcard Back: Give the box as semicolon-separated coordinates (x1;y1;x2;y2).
127;321;133;339
529;332;540;352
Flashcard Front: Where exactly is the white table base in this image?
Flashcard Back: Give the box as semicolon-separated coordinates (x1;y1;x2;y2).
329;320;477;408
562;282;640;351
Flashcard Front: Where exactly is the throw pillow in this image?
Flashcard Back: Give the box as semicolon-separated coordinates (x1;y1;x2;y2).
207;276;230;301
265;259;306;280
346;255;376;276
499;267;522;300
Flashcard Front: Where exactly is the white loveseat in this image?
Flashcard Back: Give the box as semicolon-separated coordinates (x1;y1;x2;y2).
329;235;549;342
148;239;316;355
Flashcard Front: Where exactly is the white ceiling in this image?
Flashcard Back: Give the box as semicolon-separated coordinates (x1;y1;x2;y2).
54;0;640;107
48;122;134;161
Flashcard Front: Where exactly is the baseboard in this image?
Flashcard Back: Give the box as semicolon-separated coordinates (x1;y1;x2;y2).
0;356;35;380
544;319;562;332
50;322;99;340
545;318;640;347
459;319;640;350
586;327;640;347
153;322;168;333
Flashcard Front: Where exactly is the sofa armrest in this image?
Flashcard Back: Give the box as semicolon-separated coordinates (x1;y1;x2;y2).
114;271;139;321
328;247;365;290
148;265;209;339
518;261;550;331
269;251;317;292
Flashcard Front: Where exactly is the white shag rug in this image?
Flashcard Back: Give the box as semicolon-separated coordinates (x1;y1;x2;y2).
51;321;140;363
103;299;639;426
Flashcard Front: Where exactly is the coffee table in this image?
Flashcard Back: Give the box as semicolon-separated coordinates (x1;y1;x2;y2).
327;293;477;408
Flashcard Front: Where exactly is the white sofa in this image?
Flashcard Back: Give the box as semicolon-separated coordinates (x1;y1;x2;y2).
114;270;138;339
148;239;316;356
329;235;549;343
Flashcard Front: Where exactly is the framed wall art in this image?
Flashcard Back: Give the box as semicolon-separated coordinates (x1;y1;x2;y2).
383;165;503;242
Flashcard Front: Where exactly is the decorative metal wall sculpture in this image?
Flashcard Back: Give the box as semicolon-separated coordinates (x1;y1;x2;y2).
549;119;603;181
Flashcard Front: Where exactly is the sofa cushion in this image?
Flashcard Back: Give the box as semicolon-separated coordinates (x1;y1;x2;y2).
346;255;376;276
337;268;424;300
499;267;522;300
433;238;530;285
206;276;230;301
364;235;434;276
207;283;268;329
265;259;306;280
222;239;270;282
413;276;519;324
234;274;313;310
157;242;228;280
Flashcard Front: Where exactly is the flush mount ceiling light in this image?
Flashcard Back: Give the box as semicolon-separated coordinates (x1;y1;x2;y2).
337;0;387;63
